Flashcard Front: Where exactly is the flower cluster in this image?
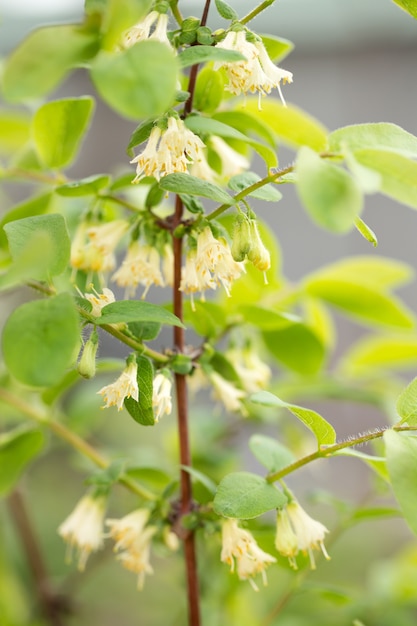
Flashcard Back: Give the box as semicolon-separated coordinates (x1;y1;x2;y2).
275;500;330;570
221;519;276;591
180;227;244;309
214;30;293;107
131;116;206;183
106;509;157;590
70;220;129;276
112;240;172;298
97;358;139;411
58;493;106;571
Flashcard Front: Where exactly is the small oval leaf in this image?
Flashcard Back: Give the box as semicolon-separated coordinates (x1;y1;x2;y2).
213;471;286;519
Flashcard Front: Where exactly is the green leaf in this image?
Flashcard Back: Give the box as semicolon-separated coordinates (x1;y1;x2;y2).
127;120;155;155
354;149;417;209
214;0;239;20
239;305;300;330
180;466;217;494
397;377;417;425
329;123;417;158
304;276;414;329
185;115;278;169
262;324;326;375
55;174;111;197
127;321;161;341
0;428;44;496
385;430;417;536
2;25;99;102
392;0;417;18
260;34;294;62
350;507;400;522
0;110;30;155
245;99;328;152
305;256;413;291
193;67;225;114
228;172;282;202
159;173;235;205
214;110;276;147
0;193;53;249
124;355;155;425
354;217;378;247
33;97;95;169
342;334;417;375
96;300;184;327
2;293;80;387
101;0;153;50
178;46;245;68
251;391;336;446
297;147;363;233
213;471;286;519
91;41;178;120
2;214;70;286
249;434;295;473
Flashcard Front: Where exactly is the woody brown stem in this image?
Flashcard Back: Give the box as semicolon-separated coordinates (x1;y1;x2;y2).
172;194;201;626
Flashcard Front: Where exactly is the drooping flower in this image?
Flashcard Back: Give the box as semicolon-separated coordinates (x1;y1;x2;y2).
152;372;173;422
58;493;106;571
112;241;165;298
214;30;292;108
122;10;172;49
131;117;205;183
97;357;139;411
106;509;157;590
221;518;276;591
195;227;245;296
231;216;270;282
84;287;116;317
209;136;250;180
275;500;330;570
209;371;246;414
78;328;99;379
226;346;272;393
179;249;216;311
71;220;129;274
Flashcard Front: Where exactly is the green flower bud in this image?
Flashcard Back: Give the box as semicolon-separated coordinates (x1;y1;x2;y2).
247;220;271;273
78;329;98;379
231;215;252;262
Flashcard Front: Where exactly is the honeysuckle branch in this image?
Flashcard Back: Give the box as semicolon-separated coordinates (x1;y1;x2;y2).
266;424;417;483
240;0;277;25
205;164;295;221
0;388;157;501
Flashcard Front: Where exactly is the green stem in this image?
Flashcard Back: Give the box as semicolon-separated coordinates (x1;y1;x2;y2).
266;424;417;483
98;194;141;214
240;0;277;25
206;165;294;221
0;388;156;501
169;0;183;25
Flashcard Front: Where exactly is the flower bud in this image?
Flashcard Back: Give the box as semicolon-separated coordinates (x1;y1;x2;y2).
247;220;271;274
231;215;252;262
78;329;99;379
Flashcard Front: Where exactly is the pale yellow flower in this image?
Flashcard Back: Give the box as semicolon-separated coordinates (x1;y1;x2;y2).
112;241;164;298
195;227;244;297
106;509;157;590
131;117;205;183
123;11;172;48
71;220;129;274
97;360;139;411
214;30;292;108
210;371;246;414
275;501;330;570
84;287;116;317
58;493;106;571
152;372;173;422
209;136;250;179
226;346;271;393
221;518;276;591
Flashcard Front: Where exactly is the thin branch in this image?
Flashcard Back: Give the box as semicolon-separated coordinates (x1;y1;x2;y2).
266;424;417;483
241;0;277;25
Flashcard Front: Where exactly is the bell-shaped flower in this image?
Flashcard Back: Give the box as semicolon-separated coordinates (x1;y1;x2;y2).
226;346;271;393
152;372;173;422
131;117;205;183
209;371;246;414
58;492;106;571
71;220;129;274
112;241;165;298
209;136;250;180
275;500;330;570
97;357;139;411
221;518;276;591
214;30;292;108
106;508;157;590
122;11;172;49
